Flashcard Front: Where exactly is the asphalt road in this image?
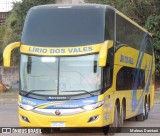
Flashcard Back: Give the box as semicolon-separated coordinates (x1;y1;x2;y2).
0;103;160;136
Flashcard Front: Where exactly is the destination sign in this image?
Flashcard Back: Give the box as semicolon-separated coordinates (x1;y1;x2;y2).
20;44;101;56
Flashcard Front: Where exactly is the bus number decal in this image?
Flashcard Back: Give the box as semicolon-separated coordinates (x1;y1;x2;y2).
120;55;134;64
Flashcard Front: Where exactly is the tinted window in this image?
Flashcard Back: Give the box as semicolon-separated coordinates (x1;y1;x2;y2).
105;9;115;40
145;37;153;55
116;14;144;50
22;6;105;47
116;67;145;91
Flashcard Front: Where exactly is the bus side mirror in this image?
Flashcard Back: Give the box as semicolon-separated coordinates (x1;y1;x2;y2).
3;42;21;67
98;41;113;67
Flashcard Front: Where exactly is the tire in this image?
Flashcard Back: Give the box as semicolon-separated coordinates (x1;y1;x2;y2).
117;104;124;132
108;104;119;133
53;128;61;132
144;99;149;119
136;99;149;121
128;116;136;121
41;128;51;134
103;125;109;135
148;97;150;112
103;105;119;135
136;113;144;121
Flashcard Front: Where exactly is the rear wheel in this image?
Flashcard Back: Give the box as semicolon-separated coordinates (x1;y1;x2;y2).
136;113;144;121
144;99;149;119
117;104;124;132
136;98;149;121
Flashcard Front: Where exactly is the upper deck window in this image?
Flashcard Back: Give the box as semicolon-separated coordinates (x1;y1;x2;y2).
22;6;105;47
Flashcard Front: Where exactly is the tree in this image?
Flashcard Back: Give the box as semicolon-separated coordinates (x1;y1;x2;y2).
1;0;56;65
145;15;160;79
86;0;160;81
0;25;5;64
86;0;160;25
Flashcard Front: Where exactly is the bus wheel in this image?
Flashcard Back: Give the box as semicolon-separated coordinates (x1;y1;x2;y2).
117;104;124;132
103;125;109;135
41;128;51;134
108;104;118;133
53;128;61;132
136;113;144;121
136;99;148;121
144;99;149;119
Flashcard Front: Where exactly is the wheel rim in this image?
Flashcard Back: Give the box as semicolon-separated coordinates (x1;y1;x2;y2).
114;106;118;127
146;103;149;113
121;105;124;125
145;101;149;118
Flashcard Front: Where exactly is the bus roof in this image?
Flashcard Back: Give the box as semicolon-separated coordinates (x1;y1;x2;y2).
22;4;151;47
30;4;151;36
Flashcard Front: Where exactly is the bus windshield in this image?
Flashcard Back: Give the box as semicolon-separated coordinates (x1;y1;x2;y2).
20;54;101;96
21;6;105;47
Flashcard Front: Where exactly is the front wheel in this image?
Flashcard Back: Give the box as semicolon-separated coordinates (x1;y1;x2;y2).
103;105;119;135
41;128;51;134
109;104;119;133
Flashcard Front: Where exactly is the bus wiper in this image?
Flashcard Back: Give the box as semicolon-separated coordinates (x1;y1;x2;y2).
24;90;56;97
61;90;95;96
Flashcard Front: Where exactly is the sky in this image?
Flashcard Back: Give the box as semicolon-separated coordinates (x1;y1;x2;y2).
0;0;21;12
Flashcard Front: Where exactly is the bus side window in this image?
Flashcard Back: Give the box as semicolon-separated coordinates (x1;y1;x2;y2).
116;67;134;90
145;37;153;55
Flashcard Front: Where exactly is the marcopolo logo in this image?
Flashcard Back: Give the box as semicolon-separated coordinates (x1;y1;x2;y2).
55;110;61;116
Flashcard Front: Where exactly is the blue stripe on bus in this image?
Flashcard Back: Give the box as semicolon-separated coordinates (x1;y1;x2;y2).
21;95;98;109
131;33;150;112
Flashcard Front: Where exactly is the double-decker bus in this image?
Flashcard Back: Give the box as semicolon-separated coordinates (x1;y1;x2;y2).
3;4;155;133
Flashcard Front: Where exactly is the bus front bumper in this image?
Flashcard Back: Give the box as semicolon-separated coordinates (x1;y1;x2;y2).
18;106;111;127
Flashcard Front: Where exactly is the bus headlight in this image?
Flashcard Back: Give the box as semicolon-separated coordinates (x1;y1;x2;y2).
18;102;34;111
82;101;104;111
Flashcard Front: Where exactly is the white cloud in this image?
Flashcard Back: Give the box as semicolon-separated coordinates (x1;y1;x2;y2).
0;0;22;12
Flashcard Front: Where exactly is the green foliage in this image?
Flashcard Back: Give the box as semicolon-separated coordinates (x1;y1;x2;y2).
3;0;56;44
0;25;5;64
86;0;160;80
1;0;160;76
1;0;56;65
86;0;160;78
145;15;160;78
86;0;160;25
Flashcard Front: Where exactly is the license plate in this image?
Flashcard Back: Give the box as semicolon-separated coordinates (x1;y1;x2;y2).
51;122;65;127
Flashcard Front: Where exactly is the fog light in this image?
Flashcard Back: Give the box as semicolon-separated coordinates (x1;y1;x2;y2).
21;116;30;123
88;115;99;123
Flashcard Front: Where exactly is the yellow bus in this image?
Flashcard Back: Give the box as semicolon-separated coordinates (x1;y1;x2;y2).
3;4;155;133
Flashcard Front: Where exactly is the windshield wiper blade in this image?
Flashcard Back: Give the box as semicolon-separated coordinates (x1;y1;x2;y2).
61;90;95;96
24;90;56;97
